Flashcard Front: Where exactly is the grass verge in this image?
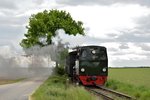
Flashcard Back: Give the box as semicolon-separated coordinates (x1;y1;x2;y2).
108;68;150;88
106;79;150;100
31;75;96;100
0;78;25;85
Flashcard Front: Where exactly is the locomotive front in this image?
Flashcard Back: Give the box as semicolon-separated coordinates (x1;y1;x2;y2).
78;46;108;85
66;46;108;86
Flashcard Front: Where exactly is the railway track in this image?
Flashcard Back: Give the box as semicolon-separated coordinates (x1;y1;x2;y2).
86;85;136;100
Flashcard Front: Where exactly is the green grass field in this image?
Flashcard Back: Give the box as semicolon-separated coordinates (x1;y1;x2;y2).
107;67;150;100
108;67;150;88
31;68;150;100
31;75;96;100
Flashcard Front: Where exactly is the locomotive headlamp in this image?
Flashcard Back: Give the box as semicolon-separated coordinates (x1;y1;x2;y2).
102;68;107;72
81;68;85;72
92;50;96;54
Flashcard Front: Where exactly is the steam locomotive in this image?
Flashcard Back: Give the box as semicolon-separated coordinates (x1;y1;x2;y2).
66;46;108;85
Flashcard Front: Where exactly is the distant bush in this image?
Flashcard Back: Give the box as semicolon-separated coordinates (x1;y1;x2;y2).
54;47;68;76
54;64;66;76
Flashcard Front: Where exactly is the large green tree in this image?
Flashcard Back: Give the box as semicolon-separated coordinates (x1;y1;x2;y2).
20;9;85;48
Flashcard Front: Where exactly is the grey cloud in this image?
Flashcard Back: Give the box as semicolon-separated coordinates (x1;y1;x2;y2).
113;15;150;43
134;15;150;35
0;16;28;26
136;43;150;51
108;48;118;52
0;25;25;39
58;28;150;52
112;52;125;56
33;0;44;5
0;9;16;16
55;0;150;7
57;32;114;47
0;2;29;41
0;40;14;47
119;43;129;49
0;0;44;12
115;31;150;43
107;33;118;38
140;52;150;56
0;0;17;9
0;10;28;41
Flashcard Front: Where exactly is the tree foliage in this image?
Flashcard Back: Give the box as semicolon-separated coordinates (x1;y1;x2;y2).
20;9;85;48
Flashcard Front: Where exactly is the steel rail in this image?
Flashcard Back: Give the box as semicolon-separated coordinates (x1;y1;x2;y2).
96;85;136;100
86;87;114;100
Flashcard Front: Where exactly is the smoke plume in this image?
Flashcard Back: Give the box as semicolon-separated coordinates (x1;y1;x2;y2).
0;45;54;79
0;30;70;79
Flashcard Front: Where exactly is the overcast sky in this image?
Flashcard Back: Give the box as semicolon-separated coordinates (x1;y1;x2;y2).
0;0;150;67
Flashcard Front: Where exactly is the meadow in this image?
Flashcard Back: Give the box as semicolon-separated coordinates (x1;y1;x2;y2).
108;67;150;88
31;68;150;100
107;67;150;100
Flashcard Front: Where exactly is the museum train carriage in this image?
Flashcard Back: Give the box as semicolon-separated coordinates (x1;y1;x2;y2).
66;45;108;85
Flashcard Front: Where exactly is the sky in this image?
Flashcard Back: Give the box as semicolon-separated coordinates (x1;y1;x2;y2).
0;0;150;67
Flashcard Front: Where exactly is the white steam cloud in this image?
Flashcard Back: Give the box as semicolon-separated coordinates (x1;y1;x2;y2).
0;45;54;79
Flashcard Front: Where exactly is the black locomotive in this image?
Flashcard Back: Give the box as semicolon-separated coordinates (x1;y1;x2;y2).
66;45;108;85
